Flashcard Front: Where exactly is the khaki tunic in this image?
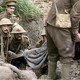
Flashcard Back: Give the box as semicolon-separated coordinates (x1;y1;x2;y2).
0;32;10;61
8;35;29;69
45;0;79;61
36;40;44;48
0;11;19;24
70;0;80;60
46;0;79;27
9;35;29;55
70;0;80;36
45;1;79;79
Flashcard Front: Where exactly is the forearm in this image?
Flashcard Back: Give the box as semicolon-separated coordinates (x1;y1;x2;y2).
8;50;17;59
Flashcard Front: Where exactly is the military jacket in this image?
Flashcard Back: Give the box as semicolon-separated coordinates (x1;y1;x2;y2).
0;11;19;24
0;32;10;60
36;40;45;48
45;0;79;27
70;0;80;35
9;35;29;54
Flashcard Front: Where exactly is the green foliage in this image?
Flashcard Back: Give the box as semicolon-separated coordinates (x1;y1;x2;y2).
15;0;42;22
0;6;4;13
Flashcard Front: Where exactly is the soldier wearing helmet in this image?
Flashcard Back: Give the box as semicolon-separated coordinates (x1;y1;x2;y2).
45;0;80;79
0;0;19;26
0;18;12;62
33;29;47;77
8;23;29;69
0;18;12;33
36;29;47;48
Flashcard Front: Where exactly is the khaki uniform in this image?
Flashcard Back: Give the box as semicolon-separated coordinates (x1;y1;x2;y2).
71;0;80;60
70;0;80;37
45;0;79;80
36;29;46;48
0;33;10;61
36;40;44;48
9;35;29;54
0;0;17;23
8;35;29;69
0;11;19;24
0;18;12;62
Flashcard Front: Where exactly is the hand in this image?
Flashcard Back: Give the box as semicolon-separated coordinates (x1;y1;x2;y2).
75;33;80;42
8;51;17;59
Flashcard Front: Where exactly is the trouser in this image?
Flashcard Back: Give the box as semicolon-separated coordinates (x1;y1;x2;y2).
45;24;75;80
11;57;27;70
73;42;80;60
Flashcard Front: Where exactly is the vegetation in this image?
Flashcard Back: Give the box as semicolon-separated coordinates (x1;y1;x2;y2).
15;0;42;22
0;6;4;13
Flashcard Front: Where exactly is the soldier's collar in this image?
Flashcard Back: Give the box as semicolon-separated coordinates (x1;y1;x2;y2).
5;11;12;18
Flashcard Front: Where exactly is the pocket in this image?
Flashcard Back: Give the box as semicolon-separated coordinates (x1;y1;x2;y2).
56;13;71;28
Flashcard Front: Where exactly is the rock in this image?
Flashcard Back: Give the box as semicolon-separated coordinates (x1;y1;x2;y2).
0;62;37;80
39;75;48;79
0;66;15;80
20;70;37;80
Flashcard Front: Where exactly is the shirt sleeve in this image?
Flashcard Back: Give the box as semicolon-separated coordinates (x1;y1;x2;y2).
21;36;30;50
70;1;80;35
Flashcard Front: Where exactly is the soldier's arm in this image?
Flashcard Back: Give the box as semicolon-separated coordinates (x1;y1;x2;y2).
0;12;5;20
64;0;72;13
70;1;80;36
22;35;30;50
8;50;17;59
35;40;43;48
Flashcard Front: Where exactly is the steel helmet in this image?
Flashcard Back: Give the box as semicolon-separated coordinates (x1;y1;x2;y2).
11;23;26;33
0;18;13;26
41;29;46;36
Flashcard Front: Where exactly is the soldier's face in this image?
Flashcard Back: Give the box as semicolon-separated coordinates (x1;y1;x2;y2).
1;25;10;33
14;33;22;40
6;6;15;15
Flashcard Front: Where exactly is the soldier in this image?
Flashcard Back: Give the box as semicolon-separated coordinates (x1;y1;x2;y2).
32;29;48;77
0;18;12;62
45;0;79;80
70;0;80;59
8;23;29;69
0;0;19;24
36;29;47;48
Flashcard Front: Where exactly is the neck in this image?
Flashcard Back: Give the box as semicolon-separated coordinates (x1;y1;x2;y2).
14;38;22;42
